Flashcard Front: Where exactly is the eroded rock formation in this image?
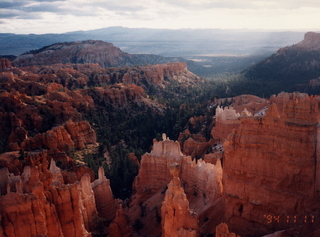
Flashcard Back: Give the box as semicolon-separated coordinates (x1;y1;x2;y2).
223;92;320;236
0;58;13;70
215;223;240;237
13;40;132;68
211;106;241;141
127;134;223;236
21;120;96;152
295;31;320;50
0;146;117;237
161;163;198;237
108;204;133;237
91;167;117;222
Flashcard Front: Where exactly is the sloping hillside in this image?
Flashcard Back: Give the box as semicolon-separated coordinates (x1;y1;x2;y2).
242;31;320;95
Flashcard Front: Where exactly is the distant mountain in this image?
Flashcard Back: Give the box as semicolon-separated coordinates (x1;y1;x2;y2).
239;31;320;96
14;40;134;68
12;40;202;72
0;27;304;57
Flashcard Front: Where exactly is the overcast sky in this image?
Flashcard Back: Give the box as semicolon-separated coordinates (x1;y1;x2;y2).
1;0;320;34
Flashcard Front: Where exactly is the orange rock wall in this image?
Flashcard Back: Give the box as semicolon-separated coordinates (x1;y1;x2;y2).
0;150;116;237
128;134;223;236
223;93;320;236
108;204;133;237
211;106;241;141
215;223;240;237
161;163;198;237
21;120;96;152
91;167;117;222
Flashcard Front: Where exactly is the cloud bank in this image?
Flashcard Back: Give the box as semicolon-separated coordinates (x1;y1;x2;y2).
1;0;320;33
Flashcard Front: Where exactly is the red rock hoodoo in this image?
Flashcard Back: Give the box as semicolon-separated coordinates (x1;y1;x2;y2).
127;134;223;236
0;147;116;237
161;163;199;237
223;92;320;236
0;58;13;70
21;120;96;152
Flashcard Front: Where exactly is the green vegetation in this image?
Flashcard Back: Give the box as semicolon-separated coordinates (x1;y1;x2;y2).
81;79;227;199
241;48;320;97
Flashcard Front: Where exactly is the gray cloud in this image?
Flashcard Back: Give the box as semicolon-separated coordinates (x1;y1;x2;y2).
0;2;26;9
0;0;96;19
0;12;20;18
2;0;320;34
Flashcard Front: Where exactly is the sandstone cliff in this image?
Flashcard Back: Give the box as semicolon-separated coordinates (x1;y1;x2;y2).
108;204;133;237
91;167;117;222
161;163;198;237
215;223;240;237
13;40;133;68
127;134;223;236
0;146;117;237
295;31;320;50
223;92;320;236
211;95;268;141
0;158;96;237
0;58;13;70
21;120;96;152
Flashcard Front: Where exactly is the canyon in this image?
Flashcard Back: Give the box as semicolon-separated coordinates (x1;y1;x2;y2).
243;32;320;96
2;90;320;236
2;35;320;237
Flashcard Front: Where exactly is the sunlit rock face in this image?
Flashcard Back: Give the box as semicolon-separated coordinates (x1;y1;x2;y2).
13;40;132;68
91;167;117;222
21;120;96;152
161;163;198;237
0;58;13;70
211;95;268;142
0;147;117;237
211;105;241;142
223;92;320;236
127;134;223;236
0;165;96;237
295;31;320;50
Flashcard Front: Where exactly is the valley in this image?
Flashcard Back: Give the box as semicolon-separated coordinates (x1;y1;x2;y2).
0;30;320;237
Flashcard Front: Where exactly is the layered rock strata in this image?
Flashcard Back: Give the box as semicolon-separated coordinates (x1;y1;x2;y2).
108;204;133;237
13;40;132;68
211;95;268;142
91;167;117;222
161;163;198;237
223;92;320;236
211;106;241;141
21;120;96;152
127;134;223;236
0;149;116;237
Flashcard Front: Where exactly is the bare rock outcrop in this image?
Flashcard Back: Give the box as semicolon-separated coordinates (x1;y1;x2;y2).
215;223;240;237
211;95;268;142
0;149;119;237
91;167;117;222
108;204;133;237
0;58;13;70
295;31;320;50
223;92;320;236
161;163;198;237
91;84;146;108
21;120;96;152
127;134;223;236
0;157;97;237
14;40;133;68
